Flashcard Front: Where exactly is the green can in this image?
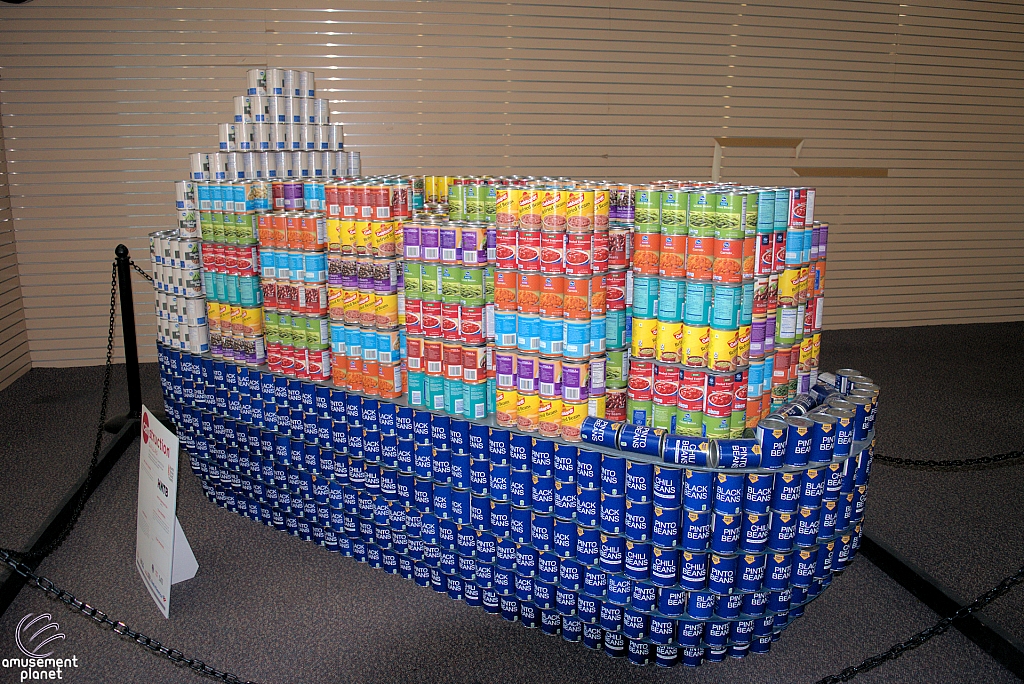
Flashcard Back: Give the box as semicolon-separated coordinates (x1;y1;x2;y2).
703;412;731;439
652;402;677;432
464;183;485;222
462;382;488;420
483;265;495;305
675;409;703;437
605;310;628;350
605;348;629;389
687;191;718;238
407;371;426;407
660;189;688;234
211;212;226;244
461;267;486;306
404;261;421;297
743;190;759;237
291;315;308;350
715;192;746;240
199;212;214;241
447;182;465;222
626;397;653;426
276;313;291;345
441;266;464;304
420;263;442;302
729;408;746;439
306;316;330;350
484;184;498;223
426;374;445;411
633;187;661;232
444;377;462;415
236;213;258;245
264;310;280;344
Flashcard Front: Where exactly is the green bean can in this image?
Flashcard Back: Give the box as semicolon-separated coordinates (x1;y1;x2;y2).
484;184;498;223
306;316;330;350
742;190;759;238
404;261;421;297
236;213;258;245
652;402;677;432
483;265;495;305
675;409;703;437
660;189;688;235
687;191;718;238
465;182;486;222
715;192;746;240
441;265;464;304
211;212;227;244
634;187;661;232
605;348;629;389
199;212;214;241
264;310;280;345
407;371;426;407
420;263;442;302
291;315;308;351
461;267;486;306
448;181;465;222
730;407;746;438
277;313;292;346
627;397;653;426
703;412;730;439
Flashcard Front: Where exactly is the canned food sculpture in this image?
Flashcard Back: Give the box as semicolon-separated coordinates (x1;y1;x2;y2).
161;342;876;669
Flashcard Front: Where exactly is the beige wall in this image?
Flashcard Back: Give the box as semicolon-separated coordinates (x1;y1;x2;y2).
0;97;30;388
0;0;1021;368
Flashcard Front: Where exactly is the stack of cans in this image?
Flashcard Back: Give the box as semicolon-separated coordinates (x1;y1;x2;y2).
149;221;209;354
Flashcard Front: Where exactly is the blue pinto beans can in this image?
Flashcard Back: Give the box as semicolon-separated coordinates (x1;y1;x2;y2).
576;449;601;488
580;417;622;448
601;453;626;495
616;424;666;459
625;460;654;502
809;413;838;463
784;416;814;467
755;417;788;469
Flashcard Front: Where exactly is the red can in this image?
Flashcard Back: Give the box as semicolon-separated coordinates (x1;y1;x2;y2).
518;230;541;271
592;231;609;273
325;183;341;219
540;231;565;274
677;371;707;411
565;233;593;276
606;270;627;310
300;283;327;316
278;344;295;375
293;347;309;380
341;183;358;219
653;364;680;406
705;373;734;418
277;281;297;313
441;302;461;341
421;300;442;338
390;182;411;219
223;246;239;273
237;246;259;276
462;345;487;383
308;349;331;381
773;231;787;274
732;370;748;413
460;305;485;345
266;342;283;372
405;298;423;335
627;360;654;401
755;234;774;276
423;339;443;376
271;180;285;211
369;184;391;220
495;229;518;270
261;279;278;310
406;335;424;372
608;230;630;269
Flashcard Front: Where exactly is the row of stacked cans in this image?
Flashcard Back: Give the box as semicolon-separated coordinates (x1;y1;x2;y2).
190;149;357;183
160;343;875;667
149;226;209;353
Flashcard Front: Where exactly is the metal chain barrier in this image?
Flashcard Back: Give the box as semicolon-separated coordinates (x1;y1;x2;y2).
816;561;1024;684
874;449;1024;471
0;259;258;684
130;259;154;284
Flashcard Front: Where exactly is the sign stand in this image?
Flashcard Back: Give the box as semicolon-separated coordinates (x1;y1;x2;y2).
136;405;198;618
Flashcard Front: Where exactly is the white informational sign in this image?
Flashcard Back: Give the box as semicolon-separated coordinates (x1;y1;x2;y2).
136;406;198;618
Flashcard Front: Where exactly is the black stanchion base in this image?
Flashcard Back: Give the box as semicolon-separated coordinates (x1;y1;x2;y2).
104;410;171;433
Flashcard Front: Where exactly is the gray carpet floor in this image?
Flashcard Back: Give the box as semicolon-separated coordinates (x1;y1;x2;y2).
0;322;1021;683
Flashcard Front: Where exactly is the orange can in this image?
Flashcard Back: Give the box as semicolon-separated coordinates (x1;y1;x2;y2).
518;272;542;315
346;355;363;392
443;342;463;380
713;238;743;284
406;335;424;372
742;236;756;279
563;277;591;320
539;275;565;317
494;269;518;311
331;352;348;388
659;233;687;278
814;260;826;296
496;388;518;428
633;232;661;275
686;236;715;280
257;214;273;247
271;213;288;247
286;213;302;249
590;273;607;315
378;362;403;399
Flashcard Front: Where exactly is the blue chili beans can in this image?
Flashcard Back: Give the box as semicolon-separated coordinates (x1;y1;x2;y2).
652;466;683;508
740;512;770;553
600;534;625;573
624;541;652;580
678;551;708;591
661;435;713;467
650;546;679;587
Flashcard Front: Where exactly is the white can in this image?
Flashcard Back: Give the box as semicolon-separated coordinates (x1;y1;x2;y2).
283;96;296;124
347;150;361;176
332;151;347;177
329;122;344;151
233;95;250;123
314;125;328;151
224;152;239;180
308;151;323;177
315;98;330;125
180;238;201;269
286;122;300;150
259;151;274;178
185;296;207;326
299;70;315;98
270;123;286;151
160;232;174;265
182;267;203;297
283;69;297;97
268;95;283;124
272;151;287;178
250;94;266;123
174;180;195;210
291;151;306;178
218;123;236;152
300;124;313;151
266;68;283;96
251;123;269;151
189;325;210;354
237;125;252;152
246;68;266;96
179;212;199;238
242;151;258;180
209;152;226;180
189;152;208;180
298;97;312;124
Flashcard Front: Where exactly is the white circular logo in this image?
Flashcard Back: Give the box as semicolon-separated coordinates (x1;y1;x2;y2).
16;613;65;658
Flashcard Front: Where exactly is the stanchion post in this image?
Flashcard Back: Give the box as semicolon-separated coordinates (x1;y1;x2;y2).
104;244;143;433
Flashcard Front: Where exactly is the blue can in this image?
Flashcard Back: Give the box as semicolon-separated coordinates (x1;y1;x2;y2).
652;466;683;508
599;454;626;496
742;590;768;617
559;558;583;591
515;544;539;577
381;433;399;468
755;417;788;469
537;551;558;583
344;393;361;425
737;553;766;592
616;424;665;459
651;505;681;547
532;474;554;514
488;429;510;464
533;580;556;610
784;416;814;466
413;443;433;479
623;500;652;541
413;478;433;512
469;459;489;496
429;414;450;451
792;547;818;587
377;402;396;435
496;539;516;570
682;509;711;551
556;587;577;615
713;473;744;515
710;511;741;554
450;488;472;525
432;483;451;518
765;552;793;590
655;587;686;618
510;505;532;544
772;471;804;513
767;511;797;552
449;419;470;454
470;494;488;530
438;519;458;549
510;468;532;508
489;500;511;536
687;590;715;619
575;486;599;527
531;513;554;550
493;567;513;595
650;546;679;587
553;480;576;519
397;439;414;474
649;616;677;647
707;554;738;595
451;451;471;489
394;405;412;439
743;473;775;515
476;532;497;563
800;468;826;508
599;602;624;632
509;433;532;470
576;450;601;489
412;409;431;443
576;526;600;565
514;574;533;602
624;541;652;580
606;574;632;605
579;417;622;449
489;462;511;501
831;411;855;459
683;469;713;512
600;493;625;534
740;512;770;553
553;444;577;483
347;424;364;455
624;461;654;503
661;435;712;467
553;518;577;558
577;594;599;623
359;398;378;426
808;413;837;464
599;534;625;573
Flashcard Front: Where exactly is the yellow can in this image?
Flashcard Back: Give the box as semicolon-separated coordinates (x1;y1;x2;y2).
496;388;518;428
737;324;752;366
799;265;811;304
778;268;801;307
398;291;406;327
709;327;739;372
495;186;522;229
354;220;371;256
217;301;232;332
206;300;220;328
327;218;343;251
358;289;375;327
538;397;563;438
340;220;357;255
587;394;606;420
375;292;399;329
655;320;685;363
799;335;814;370
682;325;710;368
234;306;263;336
342;288;360;324
371;220;397;258
560;400;589;442
810;332;821;368
328;286;345;321
630;317;659;359
516;391;540;433
424;175;439;204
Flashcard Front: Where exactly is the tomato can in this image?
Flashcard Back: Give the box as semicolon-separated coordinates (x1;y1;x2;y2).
517;391;541;432
704;372;734;419
518;272;542;315
682;325;710;368
405;298;423;335
659;234;686;278
592;230;609;273
460;305;485;344
656;321;684;363
652;363;680;406
518;230;542;271
541;188;567;232
627;360;654;400
441;302;461;341
709;328;739;372
606;270;627;310
540;231;565;274
495;229;518;269
631;318;658;359
564;277;591;320
565;233;592;276
560;401;589;442
605;387;627;422
462;344;487;383
539;397;563;438
608;230;631;268
633;233;661;276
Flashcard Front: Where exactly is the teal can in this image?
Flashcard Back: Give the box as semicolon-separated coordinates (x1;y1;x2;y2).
330;323;346;354
407;371;426;408
463;382;488;420
740;280;754;326
225;273;240;305
426;374;445;411
590;315;607;354
605;309;628;349
710;284;742;330
632;276;659;319
517;314;541;353
239;275;261;307
657;278;685;322
625;306;633;345
683;281;712;326
539;317;565;357
444;377;461;415
756;190;776;233
486;377;496;417
564;320;592;360
214;271;228;303
203;271;218;303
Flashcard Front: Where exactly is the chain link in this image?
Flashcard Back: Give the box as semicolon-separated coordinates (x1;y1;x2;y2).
129;259;154;283
874;449;1024;471
816;561;1024;683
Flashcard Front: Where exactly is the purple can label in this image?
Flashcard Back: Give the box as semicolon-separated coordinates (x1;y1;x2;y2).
486;227;497;262
517;354;539;393
419;225;440;262
283;182;304;210
764;315;776;355
404;224;421;259
439;226;461;262
538;358;562;398
562;362;589;402
462;229;485;264
341;270;358;289
358;273;373;292
495;351;516;389
328;253;344;285
750;319;767;358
